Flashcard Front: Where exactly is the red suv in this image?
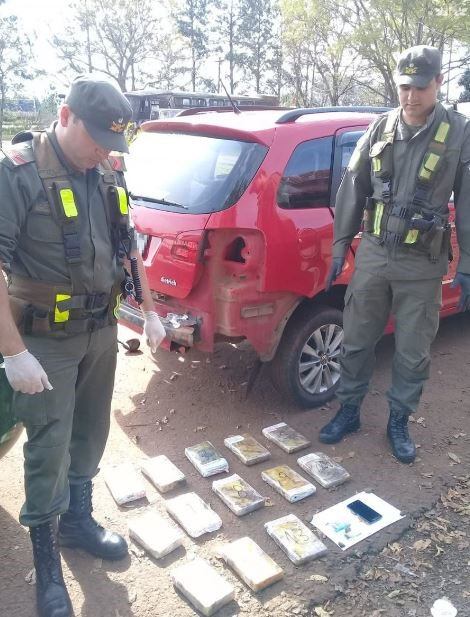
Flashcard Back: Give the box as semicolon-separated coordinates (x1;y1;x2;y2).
121;107;460;408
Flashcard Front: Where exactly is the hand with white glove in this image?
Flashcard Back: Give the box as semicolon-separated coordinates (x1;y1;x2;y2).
3;349;53;394
143;311;166;353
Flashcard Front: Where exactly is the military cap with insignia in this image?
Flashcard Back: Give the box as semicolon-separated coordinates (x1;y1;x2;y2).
395;45;442;88
65;74;132;153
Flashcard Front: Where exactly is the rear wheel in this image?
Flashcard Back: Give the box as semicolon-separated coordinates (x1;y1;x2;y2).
270;305;343;408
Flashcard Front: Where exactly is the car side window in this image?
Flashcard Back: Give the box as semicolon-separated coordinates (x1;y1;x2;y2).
277;137;333;209
330;129;366;205
338;131;364;175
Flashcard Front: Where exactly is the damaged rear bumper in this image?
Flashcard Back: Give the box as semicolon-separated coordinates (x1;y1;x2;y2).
119;301;199;348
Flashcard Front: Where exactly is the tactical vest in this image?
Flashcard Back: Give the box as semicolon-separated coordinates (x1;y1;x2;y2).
362;108;452;261
6;131;132;336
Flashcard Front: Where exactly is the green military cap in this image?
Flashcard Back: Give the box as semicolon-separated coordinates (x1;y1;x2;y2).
395;45;442;88
65;75;132;153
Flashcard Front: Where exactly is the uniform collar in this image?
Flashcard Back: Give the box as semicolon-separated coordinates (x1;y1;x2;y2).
396;106;437;141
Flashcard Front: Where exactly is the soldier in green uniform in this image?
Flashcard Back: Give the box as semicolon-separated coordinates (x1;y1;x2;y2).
320;46;470;464
0;76;165;617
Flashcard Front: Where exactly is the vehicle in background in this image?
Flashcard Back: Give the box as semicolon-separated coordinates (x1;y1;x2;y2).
120;106;461;409
124;89;279;124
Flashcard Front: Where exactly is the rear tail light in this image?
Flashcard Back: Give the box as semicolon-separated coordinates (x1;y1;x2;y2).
171;230;206;263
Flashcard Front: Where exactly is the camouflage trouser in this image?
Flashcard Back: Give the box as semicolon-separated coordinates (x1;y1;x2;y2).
336;268;441;415
13;325;117;527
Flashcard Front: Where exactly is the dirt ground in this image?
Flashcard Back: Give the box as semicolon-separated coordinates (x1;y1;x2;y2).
1;312;470;617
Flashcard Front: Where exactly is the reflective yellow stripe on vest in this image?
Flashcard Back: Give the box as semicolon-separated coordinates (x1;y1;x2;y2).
113;293;122;320
58;188;78;218
54;293;71;323
404;229;418;244
417;121;450;182
115;186;129;215
434;121;450;144
419;152;440;181
373;201;384;236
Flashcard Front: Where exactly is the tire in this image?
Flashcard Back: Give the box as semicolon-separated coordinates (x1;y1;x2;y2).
270;304;343;409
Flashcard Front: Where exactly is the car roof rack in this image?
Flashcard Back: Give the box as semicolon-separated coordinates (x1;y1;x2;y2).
176;105;290;117
276;106;391;124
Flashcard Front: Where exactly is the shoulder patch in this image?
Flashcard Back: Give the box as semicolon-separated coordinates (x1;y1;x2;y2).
4;141;35;166
108;154;126;172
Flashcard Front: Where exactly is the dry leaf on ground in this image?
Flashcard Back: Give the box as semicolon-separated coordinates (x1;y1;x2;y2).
413;539;431;551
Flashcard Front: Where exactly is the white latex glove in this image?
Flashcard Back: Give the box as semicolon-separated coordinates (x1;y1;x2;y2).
143;311;166;353
3;349;53;394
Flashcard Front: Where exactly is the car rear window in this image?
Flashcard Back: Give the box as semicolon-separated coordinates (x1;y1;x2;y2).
125;131;268;214
277;136;333;209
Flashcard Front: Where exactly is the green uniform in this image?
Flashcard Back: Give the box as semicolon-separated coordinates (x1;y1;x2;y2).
333;102;470;414
0;127;127;526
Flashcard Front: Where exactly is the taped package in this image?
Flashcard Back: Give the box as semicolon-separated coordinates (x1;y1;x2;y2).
165;492;222;537
297;452;350;488
262;422;310;453
185;441;229;477
212;474;265;516
104;462;146;505
128;510;184;559
262;465;316;503
265;514;327;565
141;455;186;493
219;536;284;591
224;434;271;465
171;558;234;616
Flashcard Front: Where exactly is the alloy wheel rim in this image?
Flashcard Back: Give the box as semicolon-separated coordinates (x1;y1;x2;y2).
298;323;343;394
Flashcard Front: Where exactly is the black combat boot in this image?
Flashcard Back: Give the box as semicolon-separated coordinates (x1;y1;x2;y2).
30;520;72;617
387;409;416;463
59;481;128;560
319;403;360;444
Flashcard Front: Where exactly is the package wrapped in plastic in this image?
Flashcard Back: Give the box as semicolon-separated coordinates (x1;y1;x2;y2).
262;465;316;503
128;510;184;559
262;422;310;453
219;536;283;591
224;434;271;465
297;452;350;488
141;455;186;493
185;441;229;477
165;492;222;537
265;514;327;565
212;474;265;516
104;463;146;505
171;558;234;616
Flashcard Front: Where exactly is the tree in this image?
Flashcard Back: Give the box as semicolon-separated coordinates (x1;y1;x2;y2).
0;15;35;142
145;33;187;91
174;0;210;91
458;68;470;102
344;0;470;105
213;0;244;93
51;0;161;91
281;0;361;106
238;0;277;93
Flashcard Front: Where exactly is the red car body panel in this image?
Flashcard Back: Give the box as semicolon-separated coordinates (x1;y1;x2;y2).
122;110;460;358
